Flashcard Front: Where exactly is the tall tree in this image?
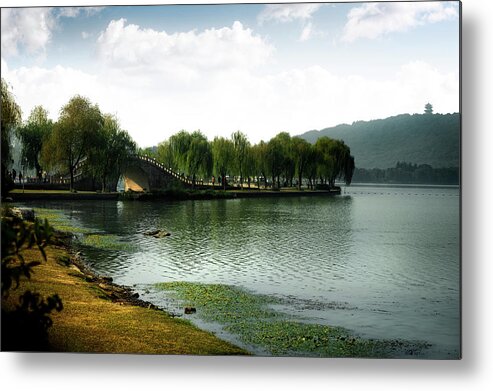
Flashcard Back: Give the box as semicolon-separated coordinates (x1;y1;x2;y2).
186;131;212;188
168;130;193;174
232;130;249;189
266;137;284;189
41;95;103;191
291;137;312;190
314;137;354;187
273;132;295;187
17;106;53;179
250;141;268;189
1;79;22;196
242;144;256;189
212;136;234;190
86;114;136;192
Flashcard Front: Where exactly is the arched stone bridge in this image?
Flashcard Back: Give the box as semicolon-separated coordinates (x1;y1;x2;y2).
48;155;206;192
122;155;203;192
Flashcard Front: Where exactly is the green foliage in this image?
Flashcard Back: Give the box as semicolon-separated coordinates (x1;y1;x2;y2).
187;131;212;187
1;213;53;295
86;114;136;191
1;210;63;351
41;95;104;191
1;78;22;196
2;290;63;351
300;113;460;169
155;281;428;357
16;106;53;178
212;136;234;189
266;136;284;188
156;140;177;171
291;137;312;190
232;131;249;187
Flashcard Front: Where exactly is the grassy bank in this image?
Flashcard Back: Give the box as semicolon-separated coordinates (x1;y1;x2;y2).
1;242;248;355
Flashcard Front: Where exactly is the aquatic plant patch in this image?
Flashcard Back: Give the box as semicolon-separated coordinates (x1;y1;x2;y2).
155;281;430;357
34;208;93;234
80;233;137;252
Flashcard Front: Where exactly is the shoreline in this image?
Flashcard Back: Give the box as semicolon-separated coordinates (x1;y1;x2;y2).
1;227;249;355
6;188;341;202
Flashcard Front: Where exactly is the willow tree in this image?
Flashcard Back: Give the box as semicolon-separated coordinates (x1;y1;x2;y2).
212;136;234;190
86;114;136;192
273;132;295;187
232;130;249;189
156;140;177;172
168;130;192;174
1;79;22;195
291;137;312;190
17;106;53;179
266;137;284;189
250;141;268;189
314;137;354;187
41;95;103;191
186;131;212;188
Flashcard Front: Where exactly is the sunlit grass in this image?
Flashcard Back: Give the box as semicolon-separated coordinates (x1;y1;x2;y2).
2;246;247;355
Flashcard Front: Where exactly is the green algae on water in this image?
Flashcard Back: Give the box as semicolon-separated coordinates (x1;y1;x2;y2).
155;281;430;358
34;207;93;234
34;208;136;252
80;233;136;252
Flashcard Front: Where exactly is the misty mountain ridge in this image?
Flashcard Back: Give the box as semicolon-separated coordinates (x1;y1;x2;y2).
299;112;460;169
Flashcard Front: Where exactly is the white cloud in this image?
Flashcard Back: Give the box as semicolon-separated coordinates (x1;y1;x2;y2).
341;2;459;43
299;22;313;42
56;6;104;18
96;19;274;81
1;53;459;148
258;3;322;24
81;31;91;39
1;8;55;57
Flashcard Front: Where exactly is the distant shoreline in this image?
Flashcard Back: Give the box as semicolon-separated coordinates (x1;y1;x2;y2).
6;188;342;202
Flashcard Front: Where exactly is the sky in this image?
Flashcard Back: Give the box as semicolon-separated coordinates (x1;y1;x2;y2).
1;1;460;147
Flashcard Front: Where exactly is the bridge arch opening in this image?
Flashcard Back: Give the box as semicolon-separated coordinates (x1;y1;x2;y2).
122;165;150;192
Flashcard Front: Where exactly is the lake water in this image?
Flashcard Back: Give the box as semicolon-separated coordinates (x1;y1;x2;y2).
26;185;460;358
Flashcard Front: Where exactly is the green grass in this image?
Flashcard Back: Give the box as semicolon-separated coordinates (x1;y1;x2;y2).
155;281;430;358
2;246;247;355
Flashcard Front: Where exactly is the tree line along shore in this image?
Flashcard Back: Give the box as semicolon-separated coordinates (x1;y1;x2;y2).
2;78;354;197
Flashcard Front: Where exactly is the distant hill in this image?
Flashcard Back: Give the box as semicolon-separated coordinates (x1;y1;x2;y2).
299;113;460;169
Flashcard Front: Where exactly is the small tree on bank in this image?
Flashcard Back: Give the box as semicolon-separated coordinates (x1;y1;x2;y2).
41;96;103;191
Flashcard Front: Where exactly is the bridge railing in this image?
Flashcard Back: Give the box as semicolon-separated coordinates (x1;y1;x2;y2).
136;155;207;186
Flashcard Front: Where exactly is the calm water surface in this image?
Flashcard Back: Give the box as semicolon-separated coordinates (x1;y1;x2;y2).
26;186;460;358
